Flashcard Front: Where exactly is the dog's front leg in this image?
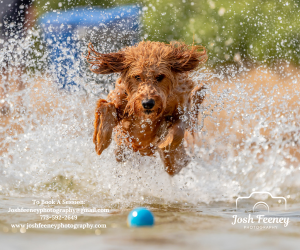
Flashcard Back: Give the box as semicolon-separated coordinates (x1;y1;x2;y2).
158;120;190;175
159;143;190;176
93;99;118;155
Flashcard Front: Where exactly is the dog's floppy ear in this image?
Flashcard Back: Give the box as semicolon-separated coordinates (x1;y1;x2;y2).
168;42;208;73
86;43;126;74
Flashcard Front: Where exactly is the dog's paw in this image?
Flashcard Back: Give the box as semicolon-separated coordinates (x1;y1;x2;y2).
93;100;117;155
158;121;185;149
159;143;191;176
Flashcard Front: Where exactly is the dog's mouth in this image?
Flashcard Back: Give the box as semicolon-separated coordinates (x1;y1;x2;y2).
143;107;164;117
143;110;153;115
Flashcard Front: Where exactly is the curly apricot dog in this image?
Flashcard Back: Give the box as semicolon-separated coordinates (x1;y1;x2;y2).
86;41;207;175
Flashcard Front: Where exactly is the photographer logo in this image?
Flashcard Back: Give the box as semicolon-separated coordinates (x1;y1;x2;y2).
232;191;289;229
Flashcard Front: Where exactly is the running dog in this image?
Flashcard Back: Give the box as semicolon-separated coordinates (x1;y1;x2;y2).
86;41;207;175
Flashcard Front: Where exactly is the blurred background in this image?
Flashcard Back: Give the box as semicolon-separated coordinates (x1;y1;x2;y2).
32;0;300;67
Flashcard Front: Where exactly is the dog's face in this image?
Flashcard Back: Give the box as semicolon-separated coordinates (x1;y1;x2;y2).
123;63;175;118
87;41;207;119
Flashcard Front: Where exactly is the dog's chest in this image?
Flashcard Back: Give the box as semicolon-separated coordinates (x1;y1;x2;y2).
119;117;169;152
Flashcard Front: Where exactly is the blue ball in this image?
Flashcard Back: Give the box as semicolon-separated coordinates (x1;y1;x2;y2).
127;207;155;227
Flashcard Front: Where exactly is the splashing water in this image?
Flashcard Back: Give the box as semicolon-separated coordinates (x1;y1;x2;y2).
1;20;300;210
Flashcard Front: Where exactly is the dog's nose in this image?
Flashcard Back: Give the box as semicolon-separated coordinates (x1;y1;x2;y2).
142;99;155;110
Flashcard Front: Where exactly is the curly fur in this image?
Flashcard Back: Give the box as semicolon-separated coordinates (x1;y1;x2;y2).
87;41;207;175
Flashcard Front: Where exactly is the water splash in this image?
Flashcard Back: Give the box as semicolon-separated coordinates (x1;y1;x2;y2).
1;24;300;208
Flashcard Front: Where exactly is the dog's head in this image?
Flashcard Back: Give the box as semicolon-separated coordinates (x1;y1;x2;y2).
87;41;207;119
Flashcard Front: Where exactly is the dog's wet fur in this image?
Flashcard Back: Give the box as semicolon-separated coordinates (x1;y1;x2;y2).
87;41;207;175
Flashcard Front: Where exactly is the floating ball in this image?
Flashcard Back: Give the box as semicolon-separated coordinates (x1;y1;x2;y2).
127;207;155;227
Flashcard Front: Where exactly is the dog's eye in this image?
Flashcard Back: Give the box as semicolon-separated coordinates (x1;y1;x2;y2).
156;74;165;82
134;75;141;81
